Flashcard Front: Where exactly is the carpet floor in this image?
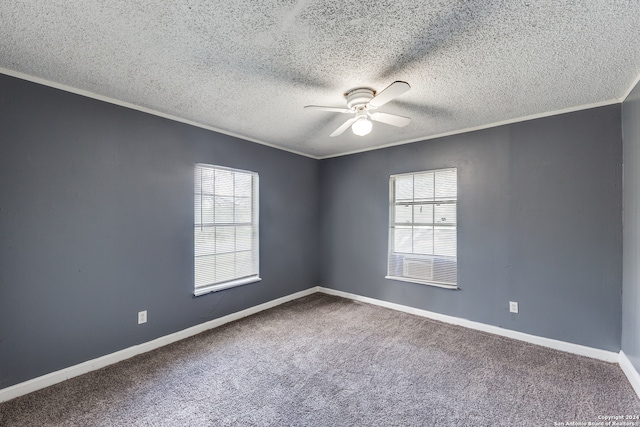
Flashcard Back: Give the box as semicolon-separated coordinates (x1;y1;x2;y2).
1;293;639;426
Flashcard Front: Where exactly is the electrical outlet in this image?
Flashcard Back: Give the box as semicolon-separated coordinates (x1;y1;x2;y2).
138;310;147;324
509;301;518;314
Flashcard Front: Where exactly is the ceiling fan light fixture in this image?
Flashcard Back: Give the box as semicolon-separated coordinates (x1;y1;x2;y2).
305;81;411;137
351;117;372;136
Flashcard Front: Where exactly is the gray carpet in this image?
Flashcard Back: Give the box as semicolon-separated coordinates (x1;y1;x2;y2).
1;293;639;426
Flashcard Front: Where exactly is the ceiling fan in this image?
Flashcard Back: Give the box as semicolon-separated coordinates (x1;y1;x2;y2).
304;81;412;137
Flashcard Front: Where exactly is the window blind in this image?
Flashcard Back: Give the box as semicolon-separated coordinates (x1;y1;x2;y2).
194;164;259;295
387;168;457;288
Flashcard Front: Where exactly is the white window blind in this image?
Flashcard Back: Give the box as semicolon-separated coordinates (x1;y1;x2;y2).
194;164;260;295
387;168;458;288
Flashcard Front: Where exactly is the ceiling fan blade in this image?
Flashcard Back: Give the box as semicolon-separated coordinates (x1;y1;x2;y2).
369;112;411;127
330;117;358;137
368;81;411;108
304;105;351;113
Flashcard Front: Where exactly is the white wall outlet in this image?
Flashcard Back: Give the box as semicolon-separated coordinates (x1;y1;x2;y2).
509;301;519;313
138;310;147;324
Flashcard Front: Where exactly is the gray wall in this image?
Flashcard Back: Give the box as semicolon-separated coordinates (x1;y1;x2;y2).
320;105;623;351
623;80;640;370
0;74;320;389
0;69;627;390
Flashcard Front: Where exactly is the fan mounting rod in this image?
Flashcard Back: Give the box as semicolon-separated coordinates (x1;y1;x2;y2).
346;88;375;110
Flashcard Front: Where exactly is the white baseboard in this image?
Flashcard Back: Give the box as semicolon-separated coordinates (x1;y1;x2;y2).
619;351;640;399
2;285;633;404
322;286;640;398
317;287;619;363
0;287;319;403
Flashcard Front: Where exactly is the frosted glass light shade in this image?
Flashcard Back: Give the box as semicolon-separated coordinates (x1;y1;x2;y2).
351;118;372;136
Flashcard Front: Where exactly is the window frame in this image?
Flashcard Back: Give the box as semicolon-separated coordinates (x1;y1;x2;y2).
194;163;261;296
386;168;458;290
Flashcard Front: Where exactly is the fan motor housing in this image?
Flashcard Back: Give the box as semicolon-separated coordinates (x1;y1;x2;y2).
345;88;375;109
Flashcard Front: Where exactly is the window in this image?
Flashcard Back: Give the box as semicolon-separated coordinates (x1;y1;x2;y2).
387;168;458;289
194;164;260;296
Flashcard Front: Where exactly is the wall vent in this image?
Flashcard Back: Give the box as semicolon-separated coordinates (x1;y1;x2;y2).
403;257;433;280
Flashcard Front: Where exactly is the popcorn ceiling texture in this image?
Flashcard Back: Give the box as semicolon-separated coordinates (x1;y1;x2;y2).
1;1;639;157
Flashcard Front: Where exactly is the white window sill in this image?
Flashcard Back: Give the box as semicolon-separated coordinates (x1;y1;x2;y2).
385;275;458;290
194;276;262;296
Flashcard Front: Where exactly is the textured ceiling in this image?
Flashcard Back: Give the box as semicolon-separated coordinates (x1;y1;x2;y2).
1;1;640;158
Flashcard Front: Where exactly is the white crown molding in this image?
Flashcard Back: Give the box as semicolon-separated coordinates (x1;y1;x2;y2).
1;67;627;161
0;67;317;160
621;72;640;103
318;99;621;159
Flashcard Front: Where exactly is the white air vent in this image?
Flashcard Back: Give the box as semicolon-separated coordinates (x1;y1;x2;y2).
403;257;433;280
